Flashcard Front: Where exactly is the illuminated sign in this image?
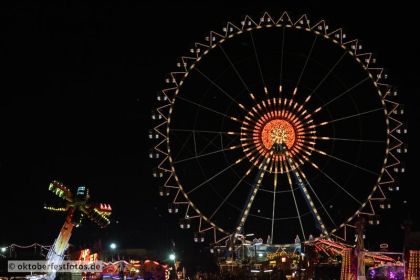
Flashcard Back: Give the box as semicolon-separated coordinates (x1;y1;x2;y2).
78;249;98;262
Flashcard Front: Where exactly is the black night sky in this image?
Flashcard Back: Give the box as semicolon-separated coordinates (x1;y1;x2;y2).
1;1;419;269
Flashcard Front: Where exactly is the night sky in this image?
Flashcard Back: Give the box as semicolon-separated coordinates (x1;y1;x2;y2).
1;1;419;268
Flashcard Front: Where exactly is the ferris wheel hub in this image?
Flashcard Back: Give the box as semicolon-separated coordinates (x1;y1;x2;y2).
261;119;296;150
240;93;316;173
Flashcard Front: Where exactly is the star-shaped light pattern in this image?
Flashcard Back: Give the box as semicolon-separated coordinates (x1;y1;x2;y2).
241;94;315;173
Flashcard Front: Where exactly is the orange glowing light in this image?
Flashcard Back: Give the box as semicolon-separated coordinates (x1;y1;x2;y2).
240;95;315;172
260;119;296;149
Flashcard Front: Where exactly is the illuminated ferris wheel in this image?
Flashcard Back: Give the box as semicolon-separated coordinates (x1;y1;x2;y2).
150;12;405;245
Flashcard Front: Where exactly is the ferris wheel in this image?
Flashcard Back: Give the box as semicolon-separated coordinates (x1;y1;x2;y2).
150;12;405;245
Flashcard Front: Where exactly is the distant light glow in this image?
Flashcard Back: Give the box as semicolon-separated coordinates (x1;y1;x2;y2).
110;243;117;250
169;253;175;261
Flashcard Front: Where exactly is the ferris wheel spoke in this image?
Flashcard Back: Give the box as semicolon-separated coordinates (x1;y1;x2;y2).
307;136;385;144
224;134;241;149
209;165;255;220
197;133;224;156
234;150;273;238
170;129;239;159
303;51;347;105
259;186;300;194
296;35;317;87
279;26;286;90
270;167;279;243
192;130;197;156
173;145;241;164
288;146;312;165
313;149;379;176
194;67;247;111
170;128;240;135
314;107;383;127
312;76;370;114
249;30;267;92
288;157;337;228
284;157;306;241
308;161;363;205
177;96;242;123
288;35;317;112
186;156;246;195
218;45;251;93
173;133;193;161
286;156;329;236
243;148;264;164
